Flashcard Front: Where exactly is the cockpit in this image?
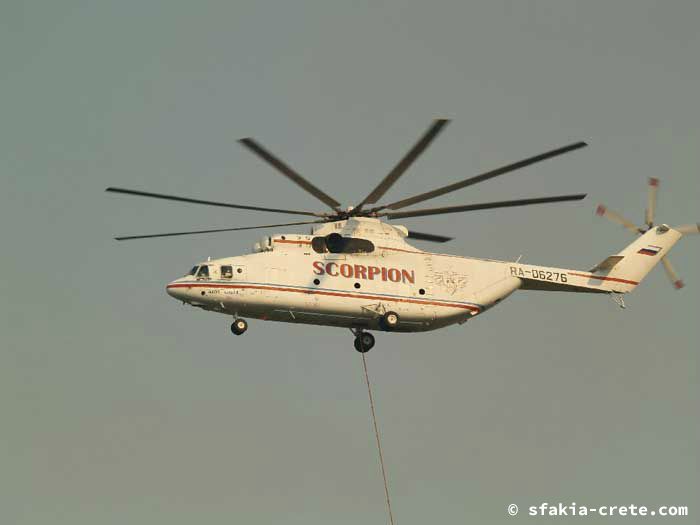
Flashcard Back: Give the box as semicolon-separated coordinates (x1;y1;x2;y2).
184;263;242;281
185;265;210;279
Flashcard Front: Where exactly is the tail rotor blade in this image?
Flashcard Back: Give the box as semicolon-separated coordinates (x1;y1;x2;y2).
596;204;640;234
676;223;700;235
661;256;684;290
645;177;659;227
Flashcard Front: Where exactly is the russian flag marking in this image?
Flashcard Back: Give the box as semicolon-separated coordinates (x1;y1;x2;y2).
637;244;662;256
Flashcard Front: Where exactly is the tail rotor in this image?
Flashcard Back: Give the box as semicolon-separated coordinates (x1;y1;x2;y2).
596;204;641;234
596;178;696;290
676;223;700;235
645;177;659;228
661;257;684;290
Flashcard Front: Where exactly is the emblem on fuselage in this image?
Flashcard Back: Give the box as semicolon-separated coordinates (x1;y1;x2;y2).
312;261;415;284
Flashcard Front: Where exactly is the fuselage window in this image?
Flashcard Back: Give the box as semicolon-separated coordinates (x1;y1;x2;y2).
221;265;233;279
186;266;198;276
311;234;375;254
196;265;210;279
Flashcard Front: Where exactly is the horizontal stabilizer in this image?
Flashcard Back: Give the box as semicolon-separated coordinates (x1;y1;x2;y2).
589;255;624;273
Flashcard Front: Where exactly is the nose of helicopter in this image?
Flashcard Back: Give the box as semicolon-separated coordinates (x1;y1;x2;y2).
166;279;187;301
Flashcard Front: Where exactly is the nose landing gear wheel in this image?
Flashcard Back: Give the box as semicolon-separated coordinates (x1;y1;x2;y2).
354;332;375;353
230;318;248;335
380;311;399;331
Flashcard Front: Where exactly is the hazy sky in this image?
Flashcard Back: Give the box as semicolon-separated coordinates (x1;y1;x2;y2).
1;1;698;523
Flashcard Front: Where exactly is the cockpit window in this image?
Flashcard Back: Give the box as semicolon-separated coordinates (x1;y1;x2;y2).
186;266;198;276
196;265;210;279
221;265;233;279
312;234;375;254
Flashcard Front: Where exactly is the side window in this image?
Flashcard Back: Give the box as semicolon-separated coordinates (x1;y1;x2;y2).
221;265;233;279
196;265;210;279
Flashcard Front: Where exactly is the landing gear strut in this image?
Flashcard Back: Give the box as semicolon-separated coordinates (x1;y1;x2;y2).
352;329;375;353
230;318;248;335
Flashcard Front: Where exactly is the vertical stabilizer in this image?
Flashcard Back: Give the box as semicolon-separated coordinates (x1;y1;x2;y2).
602;226;682;290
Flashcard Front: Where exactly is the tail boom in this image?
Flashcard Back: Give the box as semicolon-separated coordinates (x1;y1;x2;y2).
509;226;683;294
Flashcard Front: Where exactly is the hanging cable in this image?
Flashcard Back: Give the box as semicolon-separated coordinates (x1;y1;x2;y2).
361;353;396;525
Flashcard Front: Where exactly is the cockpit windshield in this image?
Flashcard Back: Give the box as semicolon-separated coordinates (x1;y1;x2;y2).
186;266;198;276
196;265;210;279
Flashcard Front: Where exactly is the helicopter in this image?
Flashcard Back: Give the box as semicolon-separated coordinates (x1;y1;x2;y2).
107;120;698;352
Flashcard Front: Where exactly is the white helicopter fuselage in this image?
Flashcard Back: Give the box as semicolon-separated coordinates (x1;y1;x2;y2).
166;217;682;333
167;221;513;332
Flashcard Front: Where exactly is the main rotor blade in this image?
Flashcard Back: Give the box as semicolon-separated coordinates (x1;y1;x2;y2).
384;194;587;220
661;256;684;290
106;187;321;217
355;119;450;209
376;141;588;211
406;231;454;243
113;220;325;241
238;138;341;210
595;204;641;233
676;223;700;235
645;177;659;227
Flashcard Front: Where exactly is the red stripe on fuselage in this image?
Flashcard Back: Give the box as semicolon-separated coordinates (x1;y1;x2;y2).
568;273;639;285
273;239;312;245
166;282;481;312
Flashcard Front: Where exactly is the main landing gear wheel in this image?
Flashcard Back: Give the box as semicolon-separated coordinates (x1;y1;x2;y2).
354;332;375;353
380;311;399;331
230;318;248;335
